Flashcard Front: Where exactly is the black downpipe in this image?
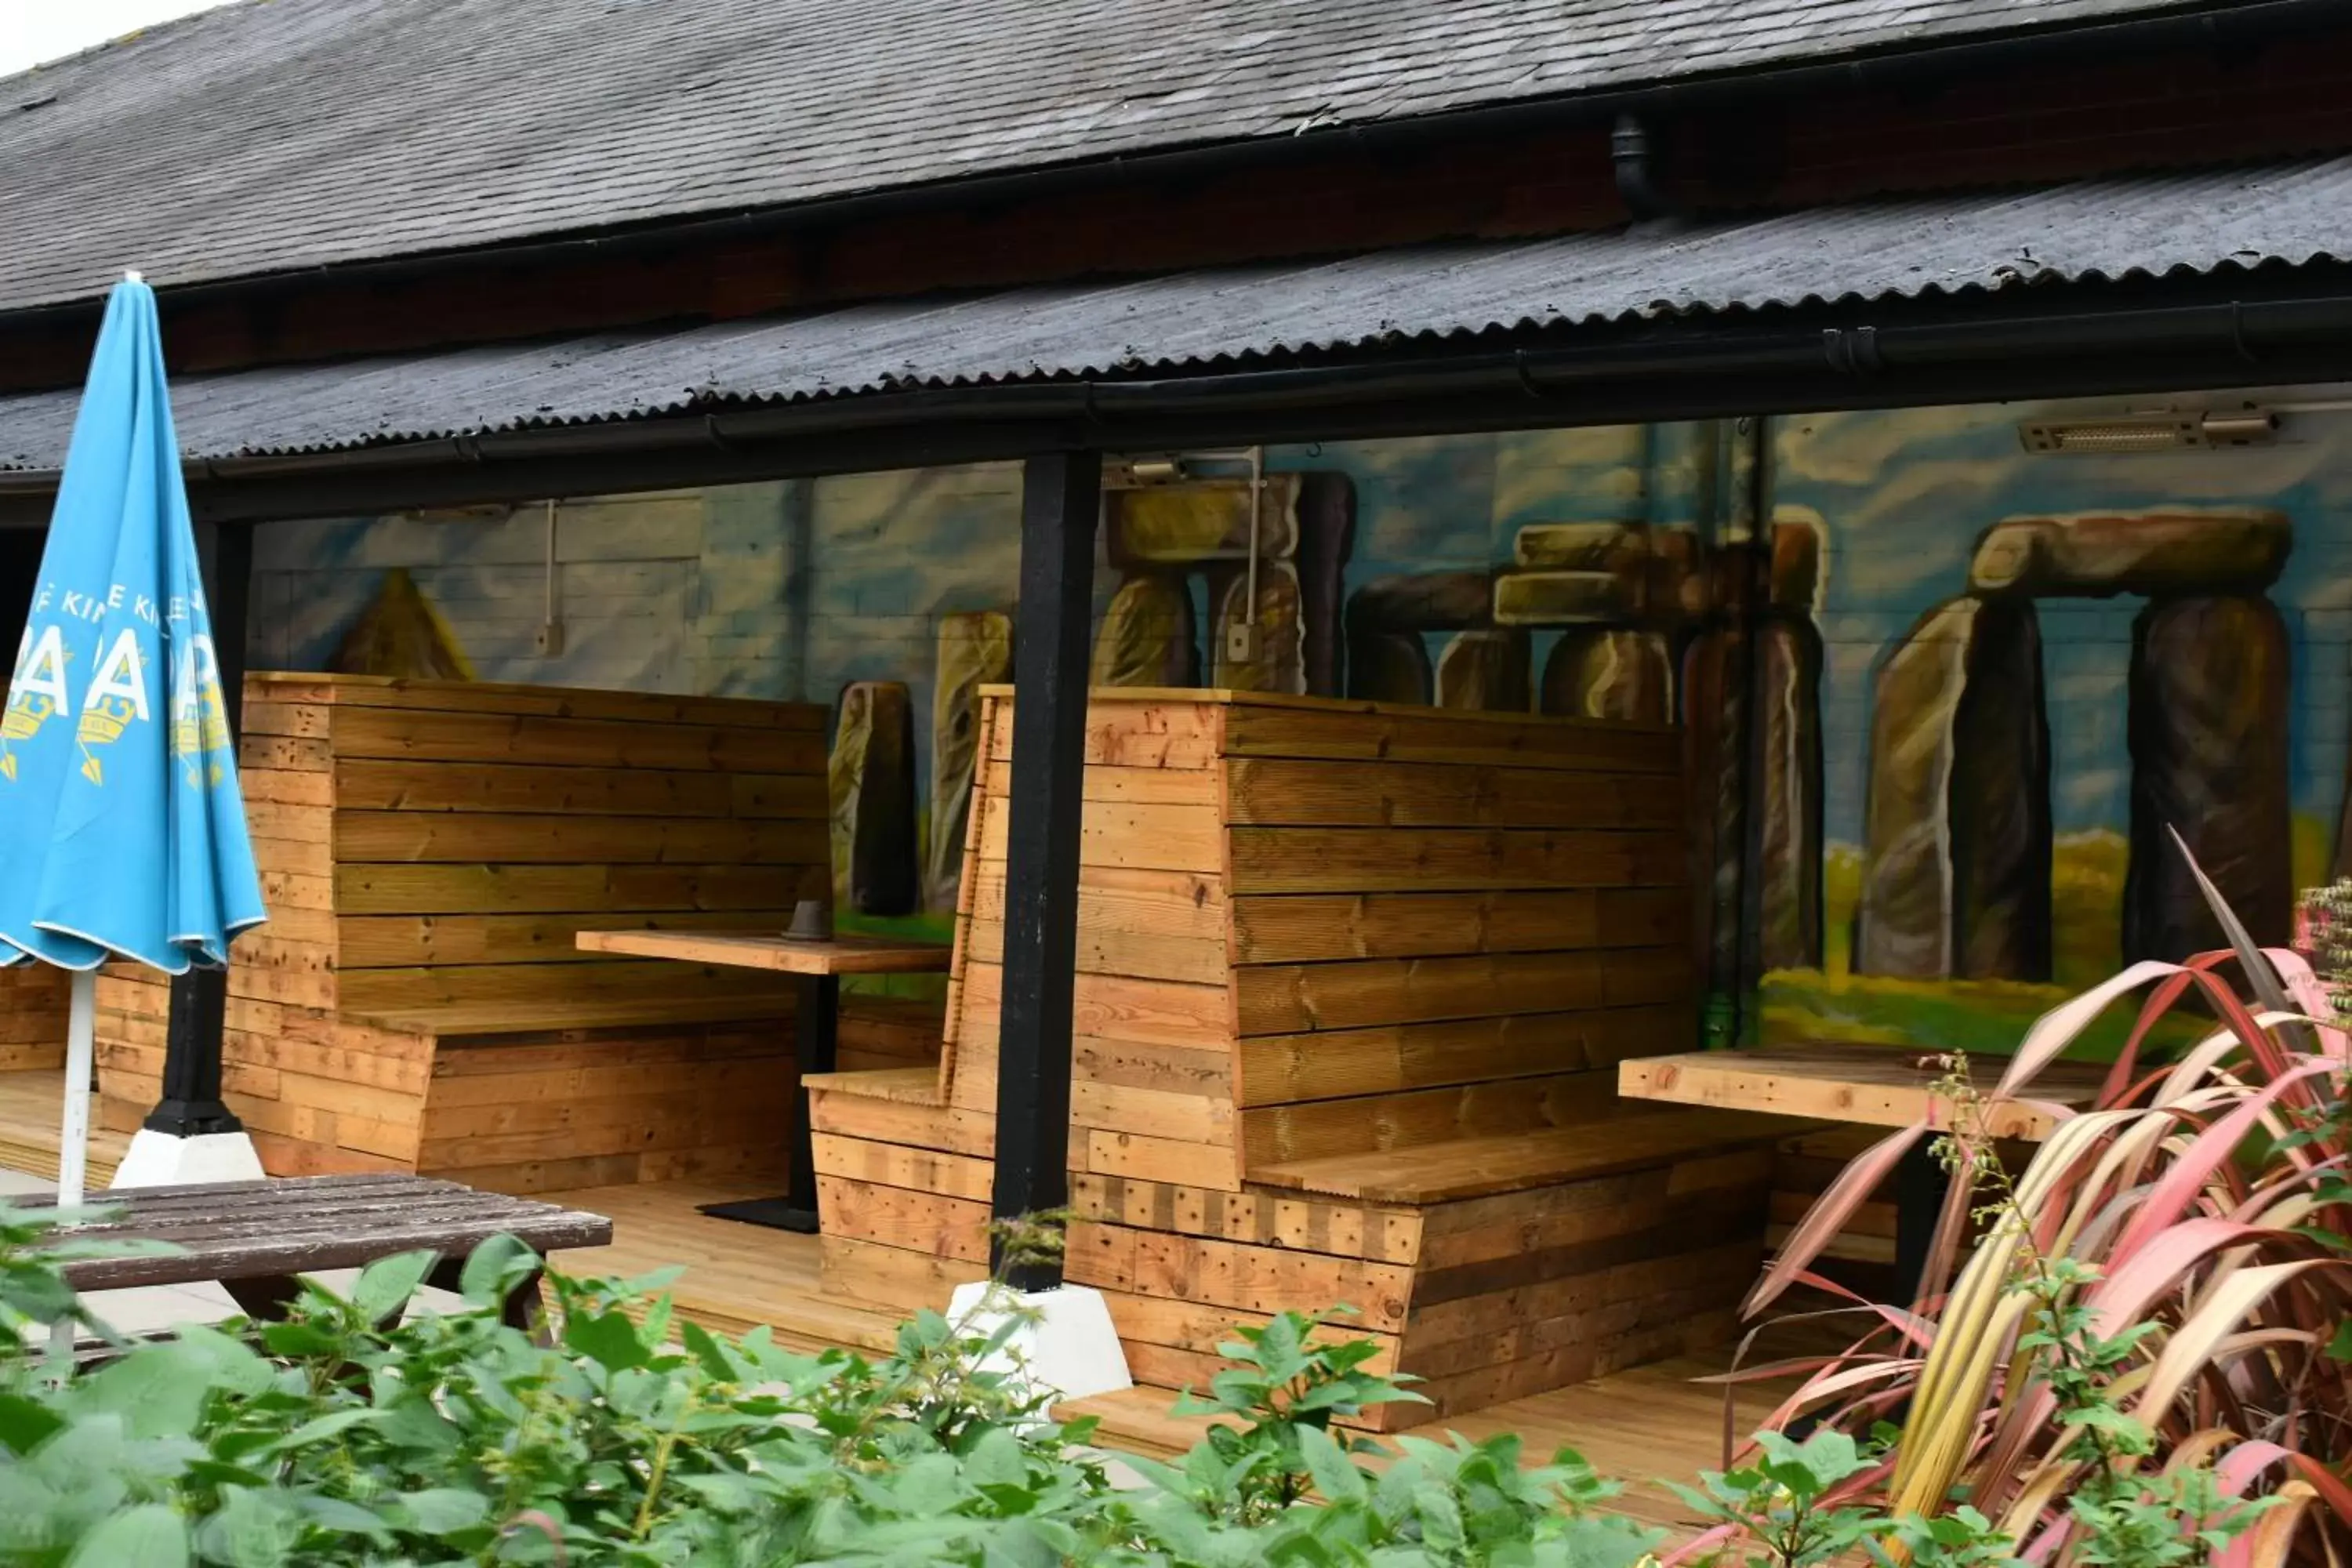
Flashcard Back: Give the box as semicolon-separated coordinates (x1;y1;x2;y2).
1611;114;1675;223
1731;415;1776;1050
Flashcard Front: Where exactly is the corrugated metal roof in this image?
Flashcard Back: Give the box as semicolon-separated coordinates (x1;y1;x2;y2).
2;156;2343;472
0;0;2214;314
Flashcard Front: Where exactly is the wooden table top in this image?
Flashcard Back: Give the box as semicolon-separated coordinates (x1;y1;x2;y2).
1616;1045;2107;1142
575;927;953;976
33;1173;612;1291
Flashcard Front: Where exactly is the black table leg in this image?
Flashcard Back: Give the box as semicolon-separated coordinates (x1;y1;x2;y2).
1892;1137;1947;1308
699;973;838;1233
1782;1137;1945;1442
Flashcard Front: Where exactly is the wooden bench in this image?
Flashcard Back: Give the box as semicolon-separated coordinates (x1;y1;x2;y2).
1251;1109;1800;1205
805;688;1791;1427
39;1172;613;1328
93;673;861;1196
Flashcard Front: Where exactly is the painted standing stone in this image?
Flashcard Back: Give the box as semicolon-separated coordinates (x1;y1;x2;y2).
1650;525;1711;628
830;681;920;917
1348;629;1434;705
329;568;474;681
1769;517;1824;612
927;612;1012;912
1679;538;1828;985
1106;478;1298;566
1210;561;1305;693
1753;616;1826;972
1680;621;1744;991
1435;627;1531;712
2125;594;2292;960
1855;596;2051;982
1491;570;1642;626
1345;570;1494;633
1969;510;2290;597
1091;575;1196;688
1294;474;1358;697
1497;521;1709;633
1512;521;1653;572
1540;628;1672;722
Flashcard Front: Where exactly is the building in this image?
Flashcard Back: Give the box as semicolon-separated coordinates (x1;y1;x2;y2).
3;0;2351;1425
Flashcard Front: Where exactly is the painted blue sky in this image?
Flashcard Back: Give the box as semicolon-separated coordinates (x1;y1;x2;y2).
1775;389;2352;846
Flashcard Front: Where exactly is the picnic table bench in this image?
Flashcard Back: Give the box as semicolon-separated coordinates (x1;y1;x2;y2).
31;1173;614;1329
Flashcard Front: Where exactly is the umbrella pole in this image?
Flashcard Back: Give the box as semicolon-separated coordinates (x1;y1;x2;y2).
58;970;93;1210
45;971;96;1367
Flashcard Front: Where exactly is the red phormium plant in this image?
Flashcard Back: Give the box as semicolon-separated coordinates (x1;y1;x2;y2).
1727;836;2352;1566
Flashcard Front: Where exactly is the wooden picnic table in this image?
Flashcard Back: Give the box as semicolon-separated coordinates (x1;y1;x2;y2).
575;930;952;1232
1617;1045;2107;1301
33;1172;612;1329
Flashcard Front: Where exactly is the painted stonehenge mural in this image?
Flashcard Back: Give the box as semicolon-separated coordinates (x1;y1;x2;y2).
1854;510;2292;983
242;389;2352;1052
1343;514;1831;1009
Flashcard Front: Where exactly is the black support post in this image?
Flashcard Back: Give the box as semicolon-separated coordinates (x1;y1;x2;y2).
149;521;252;1138
989;450;1102;1290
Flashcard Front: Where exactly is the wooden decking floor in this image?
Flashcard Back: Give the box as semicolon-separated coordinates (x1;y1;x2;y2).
538;1177;1793;1530
541;1178;910;1355
0;1068;1787;1537
0;1070;125;1189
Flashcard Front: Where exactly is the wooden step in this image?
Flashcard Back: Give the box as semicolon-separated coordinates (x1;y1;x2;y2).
1249;1109;1806;1203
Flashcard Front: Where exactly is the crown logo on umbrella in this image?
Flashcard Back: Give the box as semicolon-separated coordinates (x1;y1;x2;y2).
1;637;72;782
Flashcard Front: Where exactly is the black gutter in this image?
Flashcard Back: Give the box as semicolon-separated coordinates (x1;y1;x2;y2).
0;0;2332;335
8;285;2352;525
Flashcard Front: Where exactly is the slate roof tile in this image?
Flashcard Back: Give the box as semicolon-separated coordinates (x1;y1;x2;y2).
0;0;2206;313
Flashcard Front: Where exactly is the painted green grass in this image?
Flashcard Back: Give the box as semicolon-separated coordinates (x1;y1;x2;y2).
1768;820;2332;1062
834;908;956;1001
1757;968;2196;1062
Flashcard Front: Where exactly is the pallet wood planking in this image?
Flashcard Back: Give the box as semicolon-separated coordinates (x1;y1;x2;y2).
90;672;928;1193
0;968;69;1072
802;687;1790;1426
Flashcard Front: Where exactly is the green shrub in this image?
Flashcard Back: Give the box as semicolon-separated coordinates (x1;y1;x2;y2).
0;1170;2318;1566
0;1203;1661;1566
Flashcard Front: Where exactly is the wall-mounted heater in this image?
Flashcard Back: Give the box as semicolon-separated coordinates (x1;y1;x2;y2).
2019;408;2278;454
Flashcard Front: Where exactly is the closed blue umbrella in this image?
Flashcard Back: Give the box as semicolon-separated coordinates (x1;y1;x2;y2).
0;274;266;1207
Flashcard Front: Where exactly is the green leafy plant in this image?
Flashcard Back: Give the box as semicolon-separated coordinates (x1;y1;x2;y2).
0;1210;1126;1566
1132;1308;1658;1565
0;1210;1669;1568
2296;878;2352;1019
1871;1508;2024;1568
1167;1307;1427;1520
1668;1428;1883;1567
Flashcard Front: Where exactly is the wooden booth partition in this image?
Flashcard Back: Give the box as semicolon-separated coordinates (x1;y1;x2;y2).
0;968;68;1072
804;688;1795;1427
93;673;845;1193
